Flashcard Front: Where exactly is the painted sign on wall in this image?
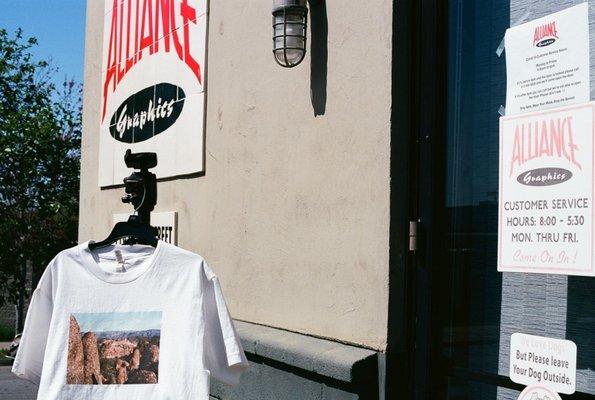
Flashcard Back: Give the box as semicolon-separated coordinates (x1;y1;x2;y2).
498;102;595;276
99;0;208;187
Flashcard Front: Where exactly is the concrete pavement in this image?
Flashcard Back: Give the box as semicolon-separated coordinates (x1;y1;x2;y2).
0;365;219;399
0;366;38;400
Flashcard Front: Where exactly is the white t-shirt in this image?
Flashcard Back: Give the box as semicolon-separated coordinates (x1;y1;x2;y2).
12;240;248;399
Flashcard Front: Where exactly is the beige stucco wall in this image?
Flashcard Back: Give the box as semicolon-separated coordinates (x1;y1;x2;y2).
79;0;392;350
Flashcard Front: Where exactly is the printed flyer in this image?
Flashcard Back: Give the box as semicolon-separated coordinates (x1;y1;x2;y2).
504;3;589;115
498;102;595;276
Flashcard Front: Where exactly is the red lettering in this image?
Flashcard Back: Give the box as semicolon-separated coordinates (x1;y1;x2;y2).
533;21;559;45
510;125;522;176
138;0;155;61
509;116;581;177
102;0;203;122
155;0;172;52
125;0;134;73
539;121;550;157
550;119;562;157
181;0;201;83
102;0;119;121
117;1;126;83
135;0;140;58
566;116;581;170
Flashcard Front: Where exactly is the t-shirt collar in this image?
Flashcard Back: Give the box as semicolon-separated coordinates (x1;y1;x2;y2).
78;240;163;284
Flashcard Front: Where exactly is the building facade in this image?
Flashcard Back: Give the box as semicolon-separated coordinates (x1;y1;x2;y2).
79;0;594;399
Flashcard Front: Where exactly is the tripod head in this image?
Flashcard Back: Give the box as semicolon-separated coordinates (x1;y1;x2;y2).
121;149;157;225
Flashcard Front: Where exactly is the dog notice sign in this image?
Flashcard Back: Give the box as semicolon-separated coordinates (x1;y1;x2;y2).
498;102;595;276
510;333;577;394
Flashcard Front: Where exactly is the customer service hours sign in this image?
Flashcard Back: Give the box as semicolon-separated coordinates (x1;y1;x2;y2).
498;102;595;276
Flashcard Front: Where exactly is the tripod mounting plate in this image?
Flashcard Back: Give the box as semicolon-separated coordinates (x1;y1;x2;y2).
124;149;157;170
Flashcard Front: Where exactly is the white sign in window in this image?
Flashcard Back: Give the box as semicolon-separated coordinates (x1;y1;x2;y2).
510;333;577;394
498;102;595;276
504;3;589;115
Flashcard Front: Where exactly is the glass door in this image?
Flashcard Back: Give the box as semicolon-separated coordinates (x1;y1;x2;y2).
412;0;595;399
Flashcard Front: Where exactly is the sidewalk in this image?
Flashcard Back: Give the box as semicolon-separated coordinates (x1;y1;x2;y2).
0;366;38;400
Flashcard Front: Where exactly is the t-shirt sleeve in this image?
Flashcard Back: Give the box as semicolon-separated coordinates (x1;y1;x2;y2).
11;286;53;385
203;272;249;386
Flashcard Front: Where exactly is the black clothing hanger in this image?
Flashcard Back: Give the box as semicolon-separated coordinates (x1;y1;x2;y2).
89;215;158;250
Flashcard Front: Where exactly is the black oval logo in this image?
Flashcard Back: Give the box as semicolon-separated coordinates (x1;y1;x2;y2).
536;38;556;47
517;168;572;186
109;83;185;143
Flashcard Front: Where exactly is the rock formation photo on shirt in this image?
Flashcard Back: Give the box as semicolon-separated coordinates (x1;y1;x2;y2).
67;311;161;385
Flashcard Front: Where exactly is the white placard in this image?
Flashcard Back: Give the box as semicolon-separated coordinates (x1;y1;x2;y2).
510;333;577;394
114;211;178;245
504;3;589;115
517;385;562;400
99;0;208;187
498;102;595;276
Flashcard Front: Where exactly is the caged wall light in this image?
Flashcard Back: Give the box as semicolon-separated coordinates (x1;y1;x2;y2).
272;0;308;68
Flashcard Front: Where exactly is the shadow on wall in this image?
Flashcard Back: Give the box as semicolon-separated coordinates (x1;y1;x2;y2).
308;0;327;117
